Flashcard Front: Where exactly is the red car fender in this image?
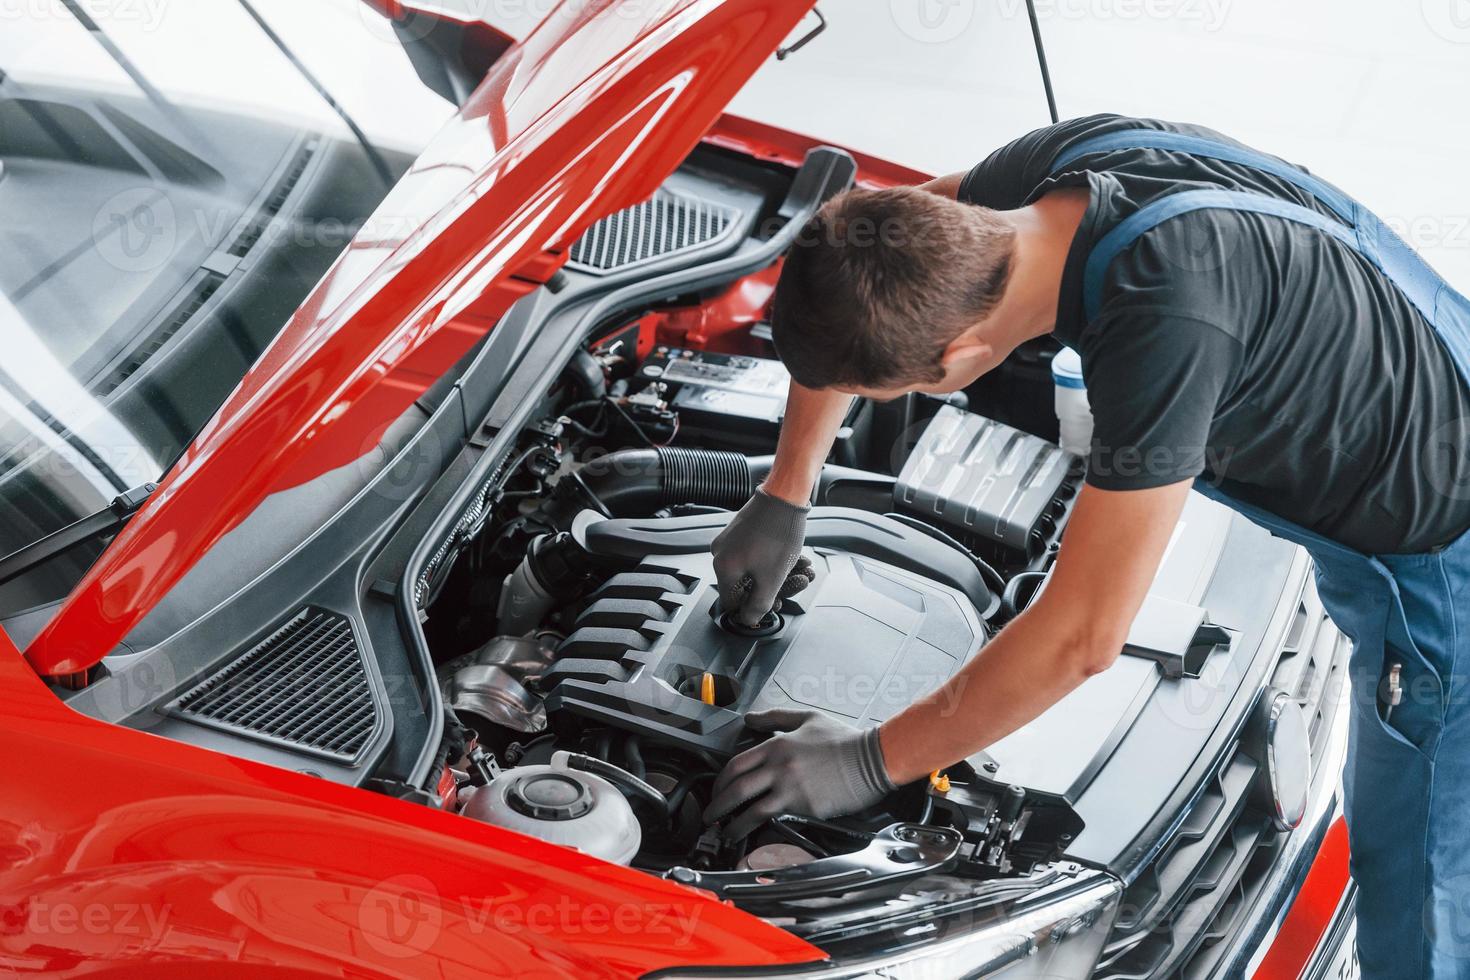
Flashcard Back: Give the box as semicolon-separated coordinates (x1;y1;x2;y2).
0;631;822;977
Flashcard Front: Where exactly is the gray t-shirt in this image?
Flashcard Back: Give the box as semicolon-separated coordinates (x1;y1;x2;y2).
959;113;1470;554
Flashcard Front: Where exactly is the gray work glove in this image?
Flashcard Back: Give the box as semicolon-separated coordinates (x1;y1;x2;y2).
704;708;896;841
712;488;816;628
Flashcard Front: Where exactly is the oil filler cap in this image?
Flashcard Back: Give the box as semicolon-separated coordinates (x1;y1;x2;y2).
718;609;783;637
507;772;593;821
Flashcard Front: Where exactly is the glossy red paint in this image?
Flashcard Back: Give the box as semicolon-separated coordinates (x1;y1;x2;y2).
26;0;819;677
1251;815;1353;980
0;630;822;976
643;261;784;356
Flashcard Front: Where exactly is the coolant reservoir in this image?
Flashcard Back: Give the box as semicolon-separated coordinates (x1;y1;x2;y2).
461;752;641;864
1051;346;1092;457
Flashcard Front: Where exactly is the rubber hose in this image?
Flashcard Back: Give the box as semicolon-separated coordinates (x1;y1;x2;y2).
1001;570;1049;619
658;446;755;508
562;752;669;816
577;447;773;515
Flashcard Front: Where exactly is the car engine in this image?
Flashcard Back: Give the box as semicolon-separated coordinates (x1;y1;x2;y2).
420;322;1088;914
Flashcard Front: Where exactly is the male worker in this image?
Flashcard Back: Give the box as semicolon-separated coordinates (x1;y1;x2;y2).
705;114;1470;978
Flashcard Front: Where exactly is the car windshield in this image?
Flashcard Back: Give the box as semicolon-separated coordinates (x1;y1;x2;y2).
0;0;453;614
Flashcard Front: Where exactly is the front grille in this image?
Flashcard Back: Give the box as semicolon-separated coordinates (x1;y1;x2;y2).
568;189;738;273
1094;585;1348;979
166;607;382;764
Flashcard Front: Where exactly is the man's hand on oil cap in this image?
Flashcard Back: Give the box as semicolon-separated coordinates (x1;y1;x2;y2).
712;488;816;627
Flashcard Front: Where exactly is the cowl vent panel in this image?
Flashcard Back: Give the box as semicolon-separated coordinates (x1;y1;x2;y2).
568;189;738;273
165;607;382;764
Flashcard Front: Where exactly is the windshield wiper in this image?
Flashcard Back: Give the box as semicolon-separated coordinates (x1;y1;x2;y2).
235;0;394;188
58;0;222;164
0;483;156;588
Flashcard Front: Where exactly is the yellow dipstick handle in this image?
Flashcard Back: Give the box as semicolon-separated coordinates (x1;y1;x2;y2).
929;770;950;793
700;672;716;706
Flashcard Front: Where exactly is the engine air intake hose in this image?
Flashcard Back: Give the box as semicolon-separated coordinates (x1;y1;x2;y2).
574;448;773;516
658;447;755;509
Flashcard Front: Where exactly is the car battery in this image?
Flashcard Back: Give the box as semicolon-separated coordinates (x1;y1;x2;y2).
637;346;790;451
895;405;1080;556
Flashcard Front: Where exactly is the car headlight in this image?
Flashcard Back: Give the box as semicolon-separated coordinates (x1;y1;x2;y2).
652;874;1121;980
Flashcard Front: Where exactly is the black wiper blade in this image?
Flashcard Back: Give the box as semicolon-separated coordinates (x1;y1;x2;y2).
235;0;394;188
58;0;222;163
0;483;156;588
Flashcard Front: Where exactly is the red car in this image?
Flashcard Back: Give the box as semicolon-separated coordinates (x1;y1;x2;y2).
2;1;1355;976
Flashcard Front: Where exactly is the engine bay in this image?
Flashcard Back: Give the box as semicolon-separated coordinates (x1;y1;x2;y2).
416;240;1093;916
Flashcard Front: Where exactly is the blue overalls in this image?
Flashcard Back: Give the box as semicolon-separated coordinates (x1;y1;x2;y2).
1050;130;1470;978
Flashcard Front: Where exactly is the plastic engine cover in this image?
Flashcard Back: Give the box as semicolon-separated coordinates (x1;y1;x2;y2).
540;530;986;756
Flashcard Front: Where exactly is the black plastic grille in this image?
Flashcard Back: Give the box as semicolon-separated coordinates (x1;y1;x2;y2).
227;139;316;257
97;273;223;397
1093;588;1348;979
167;608;380;764
568;190;736;272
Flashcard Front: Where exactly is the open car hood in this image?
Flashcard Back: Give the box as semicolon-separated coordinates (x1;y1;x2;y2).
28;0;817;676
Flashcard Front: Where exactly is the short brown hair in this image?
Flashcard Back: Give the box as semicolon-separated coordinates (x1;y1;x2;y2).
770;186;1015;389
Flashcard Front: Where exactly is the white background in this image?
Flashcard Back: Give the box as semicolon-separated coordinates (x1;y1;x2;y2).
7;0;1469;288
492;0;1470;290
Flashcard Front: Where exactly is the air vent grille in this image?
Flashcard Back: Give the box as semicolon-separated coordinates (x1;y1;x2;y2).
167;607;381;764
568;190;738;273
228;138;316;257
98;272;224;396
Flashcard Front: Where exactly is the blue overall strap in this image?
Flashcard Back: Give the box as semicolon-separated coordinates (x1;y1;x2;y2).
1049;127;1355;223
1080;189;1359;321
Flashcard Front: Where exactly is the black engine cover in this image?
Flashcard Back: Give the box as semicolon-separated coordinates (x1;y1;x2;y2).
540;510;988;756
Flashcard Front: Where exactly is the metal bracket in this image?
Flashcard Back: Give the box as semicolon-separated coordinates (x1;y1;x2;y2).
776;6;826;60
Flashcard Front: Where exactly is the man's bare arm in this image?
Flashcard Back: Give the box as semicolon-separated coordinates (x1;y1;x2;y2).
760;382;853;505
878;480;1193;782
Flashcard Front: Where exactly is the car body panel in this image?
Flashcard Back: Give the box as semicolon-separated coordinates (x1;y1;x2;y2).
1252;816;1353;979
25;0;818;677
0;627;822;975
